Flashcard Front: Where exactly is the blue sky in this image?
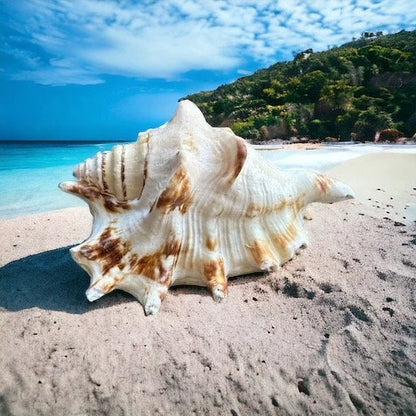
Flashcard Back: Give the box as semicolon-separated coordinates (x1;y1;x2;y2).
1;0;415;141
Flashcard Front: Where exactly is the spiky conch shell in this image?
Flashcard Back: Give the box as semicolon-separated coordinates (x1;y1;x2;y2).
59;100;354;315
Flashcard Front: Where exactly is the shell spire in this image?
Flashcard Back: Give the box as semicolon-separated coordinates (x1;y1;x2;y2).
59;100;354;315
173;99;209;125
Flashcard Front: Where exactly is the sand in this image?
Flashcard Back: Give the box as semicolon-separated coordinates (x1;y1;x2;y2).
0;152;415;415
328;152;416;223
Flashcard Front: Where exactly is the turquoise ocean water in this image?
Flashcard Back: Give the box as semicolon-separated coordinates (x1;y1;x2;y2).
0;141;128;218
1;141;415;219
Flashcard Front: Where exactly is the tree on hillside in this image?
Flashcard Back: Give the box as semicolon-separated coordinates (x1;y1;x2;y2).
185;30;416;142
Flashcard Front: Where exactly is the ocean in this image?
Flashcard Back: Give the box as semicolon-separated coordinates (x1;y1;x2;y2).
1;140;415;219
0;141;126;218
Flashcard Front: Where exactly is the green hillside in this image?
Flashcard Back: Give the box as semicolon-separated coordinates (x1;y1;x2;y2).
185;30;416;142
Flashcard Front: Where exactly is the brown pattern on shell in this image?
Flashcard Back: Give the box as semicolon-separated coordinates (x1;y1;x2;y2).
101;151;108;192
129;239;182;285
245;198;293;218
78;227;131;276
120;145;127;200
203;258;227;292
232;139;247;181
272;222;299;255
65;182;101;201
315;173;333;194
135;136;149;202
249;240;275;267
63;182;130;213
102;196;130;213
156;165;193;214
206;236;218;252
102;275;125;294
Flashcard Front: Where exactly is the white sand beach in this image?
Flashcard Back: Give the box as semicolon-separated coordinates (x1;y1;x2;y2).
328;152;416;223
0;151;415;415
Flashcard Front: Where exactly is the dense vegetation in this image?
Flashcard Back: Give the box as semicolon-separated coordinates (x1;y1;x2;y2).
185;30;416;142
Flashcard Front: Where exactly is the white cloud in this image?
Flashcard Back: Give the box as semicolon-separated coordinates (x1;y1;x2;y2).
12;67;104;86
1;0;416;85
237;69;253;76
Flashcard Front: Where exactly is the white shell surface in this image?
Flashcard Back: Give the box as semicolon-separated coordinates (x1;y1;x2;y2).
60;100;354;315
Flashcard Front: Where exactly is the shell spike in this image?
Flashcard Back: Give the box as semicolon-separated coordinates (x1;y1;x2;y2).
144;292;162;315
295;171;355;205
58;181;79;195
172;99;207;126
85;286;105;302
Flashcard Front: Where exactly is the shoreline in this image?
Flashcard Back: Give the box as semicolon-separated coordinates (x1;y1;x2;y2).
254;141;416;151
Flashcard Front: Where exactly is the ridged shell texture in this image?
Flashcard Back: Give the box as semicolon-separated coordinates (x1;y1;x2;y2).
60;100;354;315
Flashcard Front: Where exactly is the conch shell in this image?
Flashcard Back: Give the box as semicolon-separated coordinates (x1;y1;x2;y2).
59;100;354;315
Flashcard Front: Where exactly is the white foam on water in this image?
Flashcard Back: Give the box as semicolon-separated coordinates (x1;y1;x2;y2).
259;144;416;171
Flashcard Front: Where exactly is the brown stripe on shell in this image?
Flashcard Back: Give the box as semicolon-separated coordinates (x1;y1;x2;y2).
203;258;227;292
315;174;333;194
143;157;148;192
149;198;158;214
272;222;298;255
132;137;150;203
121;145;127;200
78;227;131;276
248;240;275;267
137;149;148;201
64;182;101;201
64;175;130;213
244;196;304;218
268;197;303;257
245;199;289;218
156;165;193;214
103;195;130;213
101;152;108;192
232;139;247;181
